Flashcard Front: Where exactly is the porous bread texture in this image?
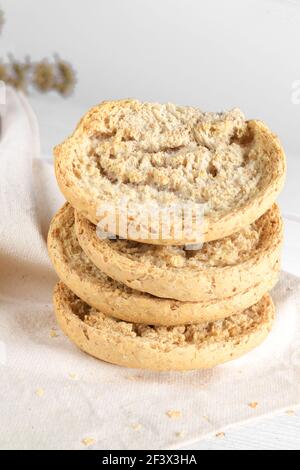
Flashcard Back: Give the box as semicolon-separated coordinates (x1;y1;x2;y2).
54;99;286;245
106;219;260;268
48;203;279;325
83;107;251;210
54;282;275;370
75;204;283;302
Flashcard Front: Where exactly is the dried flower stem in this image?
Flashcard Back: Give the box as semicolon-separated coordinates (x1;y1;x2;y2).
0;7;76;96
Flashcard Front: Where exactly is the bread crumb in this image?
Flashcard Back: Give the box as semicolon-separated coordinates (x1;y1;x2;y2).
50;329;58;338
131;423;142;431
286;409;295;416
126;374;143;381
175;431;186;438
166;410;182;419
69;373;78;380
82;437;95;447
202;415;211;423
248;402;258;409
35;388;44;397
216;432;225;439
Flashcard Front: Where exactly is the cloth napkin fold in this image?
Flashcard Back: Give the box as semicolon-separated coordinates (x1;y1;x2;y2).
0;88;300;450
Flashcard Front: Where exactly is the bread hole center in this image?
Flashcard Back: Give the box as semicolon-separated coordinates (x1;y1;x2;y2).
241;153;250;167
230;127;254;146
208;163;218;178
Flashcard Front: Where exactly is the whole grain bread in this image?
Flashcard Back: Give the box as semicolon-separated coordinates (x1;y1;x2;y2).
55;99;286;245
75;204;283;302
48;203;279;325
53;282;275;371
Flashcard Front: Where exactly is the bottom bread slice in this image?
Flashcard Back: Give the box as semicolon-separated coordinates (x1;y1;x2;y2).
53;282;275;371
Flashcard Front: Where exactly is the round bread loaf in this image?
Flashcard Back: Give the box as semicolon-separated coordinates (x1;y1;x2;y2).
53;282;275;371
75;204;283;302
55;99;286;245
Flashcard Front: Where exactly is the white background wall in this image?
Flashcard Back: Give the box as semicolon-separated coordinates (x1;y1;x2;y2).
1;0;300;153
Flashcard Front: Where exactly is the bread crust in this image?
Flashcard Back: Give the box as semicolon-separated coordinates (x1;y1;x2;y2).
75;204;283;302
53;282;275;371
48;204;279;325
55;100;286;245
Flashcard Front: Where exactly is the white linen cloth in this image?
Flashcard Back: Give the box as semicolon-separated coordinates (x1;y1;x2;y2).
0;88;300;450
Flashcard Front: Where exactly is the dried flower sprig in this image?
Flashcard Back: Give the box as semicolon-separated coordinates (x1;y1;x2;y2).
4;55;31;92
32;56;76;96
0;56;76;95
31;60;56;93
0;7;76;96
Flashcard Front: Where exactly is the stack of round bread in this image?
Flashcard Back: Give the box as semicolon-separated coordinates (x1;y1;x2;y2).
48;99;286;371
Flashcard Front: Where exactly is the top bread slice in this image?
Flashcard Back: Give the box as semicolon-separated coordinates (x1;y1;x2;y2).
54;99;286;245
